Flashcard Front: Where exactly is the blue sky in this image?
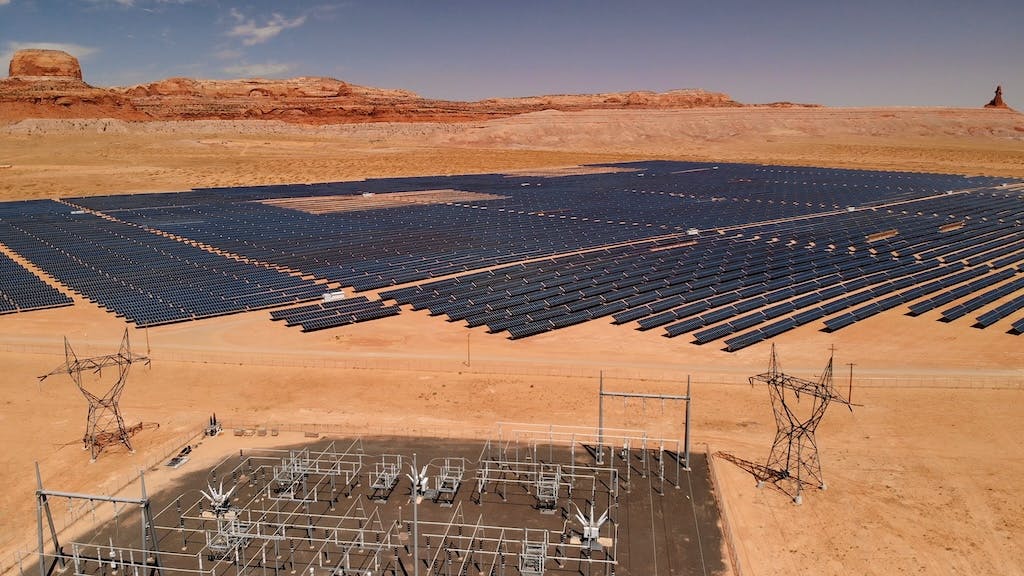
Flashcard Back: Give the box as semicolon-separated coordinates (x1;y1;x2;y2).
1;0;1021;107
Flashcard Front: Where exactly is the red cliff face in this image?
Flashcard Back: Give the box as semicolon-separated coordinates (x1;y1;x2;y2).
2;49;754;124
1;50;143;120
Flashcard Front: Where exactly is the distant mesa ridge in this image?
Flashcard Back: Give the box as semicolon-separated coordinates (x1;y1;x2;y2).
1;48;760;123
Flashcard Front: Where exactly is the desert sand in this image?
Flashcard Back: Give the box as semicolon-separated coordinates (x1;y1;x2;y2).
3;107;1024;201
1;106;1023;576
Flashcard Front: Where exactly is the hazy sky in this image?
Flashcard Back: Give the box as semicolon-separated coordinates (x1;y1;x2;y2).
1;0;1021;107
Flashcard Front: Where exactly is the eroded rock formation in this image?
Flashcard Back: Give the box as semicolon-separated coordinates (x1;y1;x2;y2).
8;49;83;80
985;85;1008;109
2;49;754;123
1;50;142;119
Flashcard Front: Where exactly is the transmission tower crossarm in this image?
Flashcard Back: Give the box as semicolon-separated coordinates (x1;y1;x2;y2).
37;368;66;382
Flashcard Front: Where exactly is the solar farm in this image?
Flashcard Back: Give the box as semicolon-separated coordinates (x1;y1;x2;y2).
3;159;1024;576
1;161;1022;346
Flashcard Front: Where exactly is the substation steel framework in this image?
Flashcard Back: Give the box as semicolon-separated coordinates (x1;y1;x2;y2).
30;434;637;576
596;372;692;472
34;462;162;576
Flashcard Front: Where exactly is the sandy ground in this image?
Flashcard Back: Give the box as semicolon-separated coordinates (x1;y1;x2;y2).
1;107;1023;576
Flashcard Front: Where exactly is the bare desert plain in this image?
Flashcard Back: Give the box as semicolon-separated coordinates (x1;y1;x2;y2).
1;105;1024;576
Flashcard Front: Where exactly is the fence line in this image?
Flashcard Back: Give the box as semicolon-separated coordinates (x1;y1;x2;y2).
217;420;498;444
5;340;1021;390
706;444;746;576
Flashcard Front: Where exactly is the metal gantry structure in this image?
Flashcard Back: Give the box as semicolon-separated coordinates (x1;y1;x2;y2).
596;372;692;472
38;329;150;461
749;344;853;504
34;462;162;576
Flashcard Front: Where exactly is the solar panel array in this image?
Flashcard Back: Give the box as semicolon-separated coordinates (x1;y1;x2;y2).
270;296;400;332
384;182;1024;347
0;250;73;315
0;201;324;326
68;163;1007;292
1;162;1022;346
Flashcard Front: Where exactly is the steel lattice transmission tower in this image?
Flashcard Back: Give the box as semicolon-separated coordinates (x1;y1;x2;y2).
39;329;150;462
749;344;852;504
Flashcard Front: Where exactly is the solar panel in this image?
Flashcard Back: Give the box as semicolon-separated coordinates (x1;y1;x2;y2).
974;294;1024;328
723;329;766;351
1010;317;1024;334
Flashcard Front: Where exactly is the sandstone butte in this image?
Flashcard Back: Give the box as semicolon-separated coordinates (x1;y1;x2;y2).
1;49;762;124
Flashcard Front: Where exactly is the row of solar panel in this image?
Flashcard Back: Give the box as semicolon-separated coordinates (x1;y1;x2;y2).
941;275;1024;322
1;164;1018;342
398;247;888;340
648;196;1024;347
702;255;1022;351
737;190;1021;258
975;293;1024;328
69;161;1002;224
393;238;774;330
637;256;900;332
1010;317;1024;335
270;296;382;326
720;264;1024;351
269;295;371;321
415;213;966;334
680;260;940;342
908;268;1018;316
152;203;654;292
402;229;855;306
269;294;403;332
298;305;401;333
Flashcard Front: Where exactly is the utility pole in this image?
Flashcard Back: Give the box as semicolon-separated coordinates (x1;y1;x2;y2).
846;363;855;403
597;371;604;465
412;452;419;576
